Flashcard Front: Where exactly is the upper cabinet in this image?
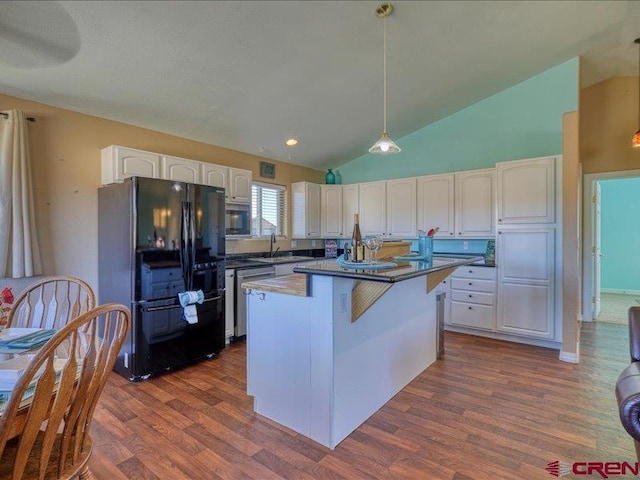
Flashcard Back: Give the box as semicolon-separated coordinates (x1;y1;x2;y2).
201;163;227;189
455;168;495;238
162;155;201;184
496;156;556;224
292;182;321;239
101;146;160;184
320;185;343;238
228;167;252;204
202;164;252;204
342;185;359;240
417;174;455;237
358;181;387;236
386;178;417;239
102;145;252;205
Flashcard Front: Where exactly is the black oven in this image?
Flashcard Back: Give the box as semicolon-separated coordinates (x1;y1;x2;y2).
225;204;251;236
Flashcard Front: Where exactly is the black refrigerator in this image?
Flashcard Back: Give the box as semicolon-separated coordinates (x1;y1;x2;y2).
98;177;226;381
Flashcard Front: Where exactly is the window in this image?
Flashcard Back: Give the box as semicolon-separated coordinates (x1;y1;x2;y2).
251;182;286;236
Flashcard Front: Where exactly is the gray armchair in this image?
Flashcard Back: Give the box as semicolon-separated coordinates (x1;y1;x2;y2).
615;306;640;460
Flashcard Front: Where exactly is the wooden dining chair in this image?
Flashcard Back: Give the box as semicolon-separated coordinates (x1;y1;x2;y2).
6;276;96;330
0;303;130;479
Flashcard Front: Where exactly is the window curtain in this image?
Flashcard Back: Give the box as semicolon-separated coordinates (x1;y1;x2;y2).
0;110;42;278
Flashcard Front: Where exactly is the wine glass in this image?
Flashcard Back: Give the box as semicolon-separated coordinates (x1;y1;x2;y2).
364;235;382;263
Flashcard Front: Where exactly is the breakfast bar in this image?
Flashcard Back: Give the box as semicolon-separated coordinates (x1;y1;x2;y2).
242;255;482;449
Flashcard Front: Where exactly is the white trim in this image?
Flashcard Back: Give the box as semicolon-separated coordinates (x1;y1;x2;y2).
559;350;579;363
601;288;640;296
582;169;640;323
444;325;562;350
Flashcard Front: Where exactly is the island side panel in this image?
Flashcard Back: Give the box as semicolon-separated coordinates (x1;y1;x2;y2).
246;283;334;447
331;274;438;448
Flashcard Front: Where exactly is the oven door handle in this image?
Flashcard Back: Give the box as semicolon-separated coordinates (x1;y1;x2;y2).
144;304;183;312
202;296;221;303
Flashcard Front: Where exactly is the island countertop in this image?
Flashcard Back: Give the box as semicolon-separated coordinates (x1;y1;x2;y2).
292;254;484;283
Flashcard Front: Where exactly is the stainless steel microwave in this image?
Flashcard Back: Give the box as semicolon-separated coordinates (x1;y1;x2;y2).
225;204;251;236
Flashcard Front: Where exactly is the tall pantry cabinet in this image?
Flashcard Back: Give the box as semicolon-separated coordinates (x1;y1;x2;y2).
495;156;561;341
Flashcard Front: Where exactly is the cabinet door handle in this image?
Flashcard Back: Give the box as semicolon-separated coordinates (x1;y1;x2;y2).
458;232;462;235
498;219;502;222
468;306;472;310
468;270;473;273
449;232;453;236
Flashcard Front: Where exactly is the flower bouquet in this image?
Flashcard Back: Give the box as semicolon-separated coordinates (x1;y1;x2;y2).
0;287;14;329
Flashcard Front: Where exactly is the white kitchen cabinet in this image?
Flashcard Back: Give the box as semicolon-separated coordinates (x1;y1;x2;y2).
386;178;417;239
342;185;359;240
101;146;161;184
449;266;496;331
358;181;386;236
497;156;556;224
496;227;555;339
201;163;228;189
225;269;235;341
162;155;201;184
321;185;343;238
228;167;252;204
292;182;321;239
201;164;252;204
417;173;455;238
454;168;495;238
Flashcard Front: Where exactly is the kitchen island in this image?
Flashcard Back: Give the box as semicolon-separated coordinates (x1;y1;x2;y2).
243;255;482;449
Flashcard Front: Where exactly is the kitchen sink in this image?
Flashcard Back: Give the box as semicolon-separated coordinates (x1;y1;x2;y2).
248;256;315;264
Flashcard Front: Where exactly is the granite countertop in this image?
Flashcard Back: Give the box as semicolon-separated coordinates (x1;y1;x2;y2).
292;254;484;284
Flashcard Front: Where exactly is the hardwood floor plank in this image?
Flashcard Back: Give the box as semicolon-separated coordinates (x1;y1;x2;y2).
87;322;636;479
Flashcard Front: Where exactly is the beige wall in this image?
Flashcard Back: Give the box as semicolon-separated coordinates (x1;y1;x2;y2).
0;93;323;293
580;76;640;174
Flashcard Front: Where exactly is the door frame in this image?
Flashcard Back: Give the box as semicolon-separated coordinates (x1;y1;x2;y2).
582;169;640;322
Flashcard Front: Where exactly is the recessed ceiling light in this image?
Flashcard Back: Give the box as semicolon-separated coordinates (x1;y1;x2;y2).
286;138;299;146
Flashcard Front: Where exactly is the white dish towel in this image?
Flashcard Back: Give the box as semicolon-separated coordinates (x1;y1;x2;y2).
178;290;204;324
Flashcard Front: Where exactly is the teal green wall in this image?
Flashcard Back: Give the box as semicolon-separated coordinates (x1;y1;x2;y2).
335;58;579;183
600;178;640;292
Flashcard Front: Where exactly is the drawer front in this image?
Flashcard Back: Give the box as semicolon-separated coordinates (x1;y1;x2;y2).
452;266;496;280
450;278;495;293
450;289;494;306
450;302;494;330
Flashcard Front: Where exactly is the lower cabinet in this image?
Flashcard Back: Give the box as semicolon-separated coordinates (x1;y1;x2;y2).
225;269;235;341
496;227;555;339
448;266;496;331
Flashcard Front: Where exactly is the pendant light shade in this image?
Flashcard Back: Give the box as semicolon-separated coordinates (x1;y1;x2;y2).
633;38;640;148
369;3;400;155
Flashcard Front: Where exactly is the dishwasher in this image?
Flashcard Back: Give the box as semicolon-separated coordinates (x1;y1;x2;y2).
235;265;276;338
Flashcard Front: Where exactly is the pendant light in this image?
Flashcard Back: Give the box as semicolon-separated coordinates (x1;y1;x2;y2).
369;3;401;155
633;38;640;148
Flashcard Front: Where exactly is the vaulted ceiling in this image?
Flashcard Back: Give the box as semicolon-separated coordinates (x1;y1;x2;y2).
1;1;639;170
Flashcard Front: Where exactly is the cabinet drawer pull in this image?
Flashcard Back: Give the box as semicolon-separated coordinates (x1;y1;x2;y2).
468;306;472;310
468;294;472;298
450;232;453;236
468;269;473;273
468;282;473;286
498;219;502;222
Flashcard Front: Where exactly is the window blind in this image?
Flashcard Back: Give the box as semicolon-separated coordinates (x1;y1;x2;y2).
251;182;287;236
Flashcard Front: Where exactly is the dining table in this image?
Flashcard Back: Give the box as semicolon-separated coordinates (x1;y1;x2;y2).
0;328;61;440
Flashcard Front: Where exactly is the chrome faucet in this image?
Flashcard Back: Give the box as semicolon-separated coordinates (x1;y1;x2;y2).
270;232;277;258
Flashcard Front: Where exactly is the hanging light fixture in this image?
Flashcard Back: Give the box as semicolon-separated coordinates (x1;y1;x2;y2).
369;3;401;155
633;38;640;148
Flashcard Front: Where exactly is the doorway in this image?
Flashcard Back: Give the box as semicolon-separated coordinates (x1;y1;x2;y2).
582;169;640;324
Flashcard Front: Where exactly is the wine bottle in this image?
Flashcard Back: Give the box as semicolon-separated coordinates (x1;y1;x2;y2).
351;214;365;263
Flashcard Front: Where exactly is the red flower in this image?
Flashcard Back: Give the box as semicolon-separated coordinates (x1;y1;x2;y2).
1;287;13;305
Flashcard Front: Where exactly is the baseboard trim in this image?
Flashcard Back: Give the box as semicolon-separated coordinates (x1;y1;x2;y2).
559;350;579;363
601;289;640;296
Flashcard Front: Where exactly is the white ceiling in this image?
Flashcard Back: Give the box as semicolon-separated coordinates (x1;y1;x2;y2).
1;1;639;170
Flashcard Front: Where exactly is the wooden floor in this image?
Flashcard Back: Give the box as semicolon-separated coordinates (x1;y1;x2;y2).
88;322;635;479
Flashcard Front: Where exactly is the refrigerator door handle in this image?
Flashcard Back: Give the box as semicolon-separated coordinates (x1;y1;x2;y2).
180;200;190;288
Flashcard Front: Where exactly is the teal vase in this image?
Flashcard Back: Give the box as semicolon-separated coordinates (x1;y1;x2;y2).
325;169;336;184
